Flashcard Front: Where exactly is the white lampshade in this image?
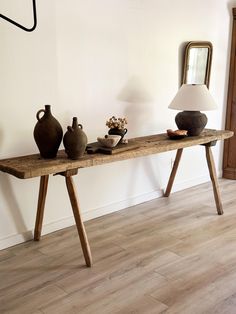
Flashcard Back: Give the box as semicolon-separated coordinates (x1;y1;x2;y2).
169;84;217;111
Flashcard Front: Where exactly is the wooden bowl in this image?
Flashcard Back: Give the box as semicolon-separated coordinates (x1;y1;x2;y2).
167;129;188;140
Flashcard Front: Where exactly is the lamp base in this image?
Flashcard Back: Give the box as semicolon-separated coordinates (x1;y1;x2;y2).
175;111;207;136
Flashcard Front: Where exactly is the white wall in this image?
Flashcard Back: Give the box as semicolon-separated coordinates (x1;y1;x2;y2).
0;0;234;249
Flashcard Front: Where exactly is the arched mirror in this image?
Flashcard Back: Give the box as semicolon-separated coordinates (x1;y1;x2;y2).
182;41;213;88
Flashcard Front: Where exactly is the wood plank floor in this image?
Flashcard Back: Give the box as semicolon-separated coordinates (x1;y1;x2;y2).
1;178;236;313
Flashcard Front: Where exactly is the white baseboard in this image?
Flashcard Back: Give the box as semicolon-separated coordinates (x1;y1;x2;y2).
0;174;212;250
0;231;34;251
171;174;211;193
82;188;164;221
0;216;76;251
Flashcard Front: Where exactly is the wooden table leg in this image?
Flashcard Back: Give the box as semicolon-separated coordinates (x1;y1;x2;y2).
65;175;92;267
205;145;223;215
34;175;49;241
164;148;183;197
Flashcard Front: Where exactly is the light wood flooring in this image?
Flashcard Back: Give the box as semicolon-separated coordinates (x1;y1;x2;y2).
1;178;236;314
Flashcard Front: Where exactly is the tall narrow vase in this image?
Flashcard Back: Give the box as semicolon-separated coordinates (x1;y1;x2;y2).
33;105;63;158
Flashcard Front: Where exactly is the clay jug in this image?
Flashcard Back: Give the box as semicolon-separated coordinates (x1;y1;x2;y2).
63;117;88;159
33;105;63;158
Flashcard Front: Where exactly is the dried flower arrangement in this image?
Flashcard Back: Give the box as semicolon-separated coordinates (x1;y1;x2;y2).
106;116;128;130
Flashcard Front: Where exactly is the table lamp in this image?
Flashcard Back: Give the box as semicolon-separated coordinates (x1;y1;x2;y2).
168;84;217;136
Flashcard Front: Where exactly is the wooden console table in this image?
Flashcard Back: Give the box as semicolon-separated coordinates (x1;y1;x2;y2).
0;129;233;267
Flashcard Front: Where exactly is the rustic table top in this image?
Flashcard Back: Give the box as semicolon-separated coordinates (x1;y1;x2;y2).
0;129;233;179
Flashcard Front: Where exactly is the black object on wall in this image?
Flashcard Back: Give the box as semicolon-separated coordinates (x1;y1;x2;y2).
0;0;37;32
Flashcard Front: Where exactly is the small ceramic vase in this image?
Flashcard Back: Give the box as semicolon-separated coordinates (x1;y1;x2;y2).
63;117;88;159
33;105;63;158
108;128;127;143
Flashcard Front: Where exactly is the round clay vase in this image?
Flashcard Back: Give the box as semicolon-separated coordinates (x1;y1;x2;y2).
33;105;63;158
175;111;207;136
108;128;127;143
63;117;88;159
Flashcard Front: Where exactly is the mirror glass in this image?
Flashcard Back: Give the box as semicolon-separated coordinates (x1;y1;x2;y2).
182;42;212;87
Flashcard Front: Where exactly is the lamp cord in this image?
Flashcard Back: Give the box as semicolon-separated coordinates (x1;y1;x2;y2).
0;0;37;32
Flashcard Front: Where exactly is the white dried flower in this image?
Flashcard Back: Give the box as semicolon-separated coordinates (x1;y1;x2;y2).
106;116;128;130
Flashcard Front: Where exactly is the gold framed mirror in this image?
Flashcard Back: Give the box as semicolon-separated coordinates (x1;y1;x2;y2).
182;41;213;88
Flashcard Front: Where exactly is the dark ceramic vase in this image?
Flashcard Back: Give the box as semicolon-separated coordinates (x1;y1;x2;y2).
63;117;88;159
33;105;63;158
108;128;127;143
